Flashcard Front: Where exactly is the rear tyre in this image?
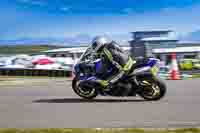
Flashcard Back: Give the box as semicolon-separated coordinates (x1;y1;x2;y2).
72;77;98;99
138;77;166;101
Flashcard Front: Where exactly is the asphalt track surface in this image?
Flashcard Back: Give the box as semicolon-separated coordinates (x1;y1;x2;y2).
0;77;200;128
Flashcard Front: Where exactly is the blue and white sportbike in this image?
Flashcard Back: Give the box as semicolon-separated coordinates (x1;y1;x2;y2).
72;47;166;101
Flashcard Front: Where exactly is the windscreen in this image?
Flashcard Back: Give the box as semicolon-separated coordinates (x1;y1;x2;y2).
78;46;98;62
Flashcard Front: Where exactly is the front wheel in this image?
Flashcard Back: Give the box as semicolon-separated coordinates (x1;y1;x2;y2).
138;76;166;101
72;77;98;99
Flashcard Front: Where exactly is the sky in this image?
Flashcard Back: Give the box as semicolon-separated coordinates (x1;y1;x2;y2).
1;0;200;41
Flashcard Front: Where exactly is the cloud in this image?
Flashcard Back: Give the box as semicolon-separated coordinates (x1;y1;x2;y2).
31;1;46;6
18;0;30;2
122;8;134;14
167;32;179;39
60;7;71;12
18;0;46;6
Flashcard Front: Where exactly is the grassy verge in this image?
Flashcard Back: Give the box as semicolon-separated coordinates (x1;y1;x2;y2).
192;74;200;78
0;128;200;133
0;45;63;55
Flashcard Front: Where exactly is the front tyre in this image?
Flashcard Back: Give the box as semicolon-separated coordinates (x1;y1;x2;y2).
72;77;98;99
138;77;166;101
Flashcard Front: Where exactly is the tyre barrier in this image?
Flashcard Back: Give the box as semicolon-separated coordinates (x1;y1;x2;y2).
0;68;72;77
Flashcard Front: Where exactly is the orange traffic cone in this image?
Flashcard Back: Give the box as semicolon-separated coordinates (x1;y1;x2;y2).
168;53;181;80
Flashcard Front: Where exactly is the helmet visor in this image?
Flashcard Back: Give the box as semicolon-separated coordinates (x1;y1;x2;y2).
92;42;98;50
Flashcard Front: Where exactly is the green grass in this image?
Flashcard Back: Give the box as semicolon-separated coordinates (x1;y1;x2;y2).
192;74;200;78
0;128;200;133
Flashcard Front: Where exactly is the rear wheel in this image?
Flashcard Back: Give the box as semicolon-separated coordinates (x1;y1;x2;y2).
138;77;166;101
72;77;98;99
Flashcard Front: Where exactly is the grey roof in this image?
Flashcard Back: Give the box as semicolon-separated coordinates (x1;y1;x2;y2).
131;30;173;35
131;30;173;40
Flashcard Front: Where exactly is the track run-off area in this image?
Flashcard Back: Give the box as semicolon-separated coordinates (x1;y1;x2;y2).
0;77;199;128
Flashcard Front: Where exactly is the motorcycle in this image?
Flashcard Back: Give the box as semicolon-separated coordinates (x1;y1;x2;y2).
72;47;166;101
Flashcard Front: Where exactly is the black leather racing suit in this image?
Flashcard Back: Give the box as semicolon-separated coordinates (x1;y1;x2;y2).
96;41;136;88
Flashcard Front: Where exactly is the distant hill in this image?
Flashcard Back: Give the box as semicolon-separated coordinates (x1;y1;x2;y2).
0;34;92;46
0;33;132;55
0;45;66;55
0;33;131;46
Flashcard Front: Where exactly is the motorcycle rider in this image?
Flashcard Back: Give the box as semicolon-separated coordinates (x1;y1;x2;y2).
90;36;136;90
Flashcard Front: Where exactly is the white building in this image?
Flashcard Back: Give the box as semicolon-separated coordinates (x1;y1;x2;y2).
42;46;131;69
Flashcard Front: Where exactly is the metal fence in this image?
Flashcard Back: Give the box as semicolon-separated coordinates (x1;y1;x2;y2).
0;68;72;77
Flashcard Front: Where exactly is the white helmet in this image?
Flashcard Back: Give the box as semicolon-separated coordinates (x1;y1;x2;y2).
91;36;111;52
